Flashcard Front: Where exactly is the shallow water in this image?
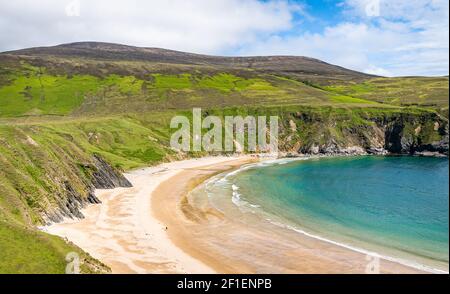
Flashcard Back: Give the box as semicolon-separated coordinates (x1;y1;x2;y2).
203;156;449;272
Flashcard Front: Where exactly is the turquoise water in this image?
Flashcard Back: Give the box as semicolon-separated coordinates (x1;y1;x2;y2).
209;156;449;271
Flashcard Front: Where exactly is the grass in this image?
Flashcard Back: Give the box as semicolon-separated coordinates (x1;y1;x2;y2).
195;73;273;92
0;104;447;273
0;221;109;273
330;94;378;104
323;77;449;115
0;113;178;273
0;71;151;117
0;74;99;116
0;114;176;226
6;61;437;118
0;55;448;273
153;73;192;89
58;116;173;170
103;74;144;95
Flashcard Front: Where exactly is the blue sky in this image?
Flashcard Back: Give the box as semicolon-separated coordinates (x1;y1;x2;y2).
0;0;448;76
292;0;344;33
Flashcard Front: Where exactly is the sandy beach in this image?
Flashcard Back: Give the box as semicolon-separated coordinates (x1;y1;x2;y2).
44;156;251;273
44;156;425;274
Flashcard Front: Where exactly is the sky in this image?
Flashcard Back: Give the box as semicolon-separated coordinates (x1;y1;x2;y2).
0;0;448;76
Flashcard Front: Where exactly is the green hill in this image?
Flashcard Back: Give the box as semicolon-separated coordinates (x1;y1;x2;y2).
0;42;448;273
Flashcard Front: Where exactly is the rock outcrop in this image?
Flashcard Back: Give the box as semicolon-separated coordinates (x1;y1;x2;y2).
91;154;132;189
45;154;132;224
279;109;449;157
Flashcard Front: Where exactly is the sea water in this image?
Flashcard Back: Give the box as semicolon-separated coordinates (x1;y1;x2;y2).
204;156;449;272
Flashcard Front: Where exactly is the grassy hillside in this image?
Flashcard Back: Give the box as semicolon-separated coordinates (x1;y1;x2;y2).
322;77;449;116
0;42;448;273
0;221;110;273
1;52;447;119
0;115;175;225
0;58;382;118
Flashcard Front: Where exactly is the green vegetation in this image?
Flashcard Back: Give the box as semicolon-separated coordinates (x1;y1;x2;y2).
0;106;447;273
153;73;191;89
323;77;449;116
0;74;98;116
0;115;175;226
0;46;448;273
330;94;377;104
3;61;423;118
0;221;109;273
0;114;177;273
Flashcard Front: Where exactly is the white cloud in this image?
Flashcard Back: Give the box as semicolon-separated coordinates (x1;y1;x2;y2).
0;0;448;76
364;65;392;76
236;22;407;76
0;0;296;53
237;0;448;76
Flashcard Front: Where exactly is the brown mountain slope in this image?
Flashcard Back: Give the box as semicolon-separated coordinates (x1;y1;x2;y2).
2;41;373;82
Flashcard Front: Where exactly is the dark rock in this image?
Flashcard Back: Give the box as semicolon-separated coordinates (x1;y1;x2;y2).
87;193;102;204
385;121;405;153
47;154;132;223
91;154;132;189
60;181;86;220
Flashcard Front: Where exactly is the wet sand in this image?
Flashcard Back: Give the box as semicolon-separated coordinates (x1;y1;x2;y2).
152;158;424;274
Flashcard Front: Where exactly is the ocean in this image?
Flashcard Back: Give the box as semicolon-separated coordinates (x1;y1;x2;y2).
200;156;449;273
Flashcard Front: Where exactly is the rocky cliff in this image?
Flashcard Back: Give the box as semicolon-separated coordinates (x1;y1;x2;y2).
0;122;135;226
45;154;132;224
275;108;449;157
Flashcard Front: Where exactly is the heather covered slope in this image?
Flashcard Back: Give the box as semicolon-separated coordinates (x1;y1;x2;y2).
0;42;448;118
3;42;371;81
0;42;448;273
0;52;375;117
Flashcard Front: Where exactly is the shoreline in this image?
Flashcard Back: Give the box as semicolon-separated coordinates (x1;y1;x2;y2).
200;157;449;274
150;156;435;274
44;155;444;274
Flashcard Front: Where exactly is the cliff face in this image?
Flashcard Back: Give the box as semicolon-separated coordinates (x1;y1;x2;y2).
0;122;136;226
46;154;132;224
384;118;448;155
276;108;449;157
